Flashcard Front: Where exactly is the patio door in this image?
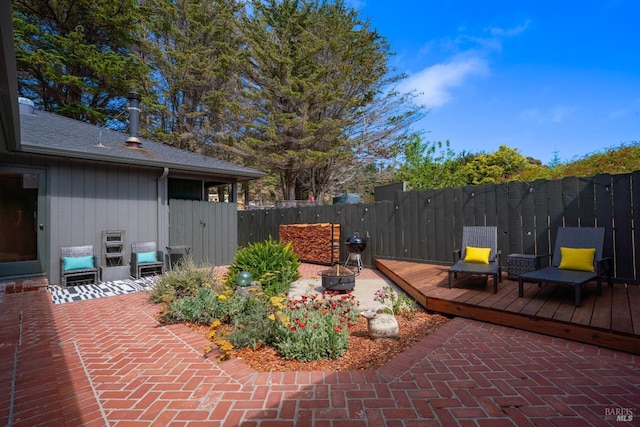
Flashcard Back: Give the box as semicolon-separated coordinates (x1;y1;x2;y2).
0;168;46;278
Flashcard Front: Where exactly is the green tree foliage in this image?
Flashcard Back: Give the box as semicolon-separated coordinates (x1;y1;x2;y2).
241;0;423;200
138;0;247;159
12;0;146;124
460;145;530;185
395;134;468;189
558;143;640;177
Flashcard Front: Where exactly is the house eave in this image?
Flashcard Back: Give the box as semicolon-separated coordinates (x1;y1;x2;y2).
19;144;266;182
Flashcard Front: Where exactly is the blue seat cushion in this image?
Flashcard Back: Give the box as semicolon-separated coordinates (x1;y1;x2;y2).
137;251;157;263
63;255;94;271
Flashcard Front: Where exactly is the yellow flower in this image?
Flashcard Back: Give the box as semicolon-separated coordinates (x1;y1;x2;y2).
203;344;212;354
269;296;286;309
268;314;276;321
218;294;228;301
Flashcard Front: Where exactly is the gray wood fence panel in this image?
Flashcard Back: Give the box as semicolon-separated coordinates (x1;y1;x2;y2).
507;182;525;255
406;191;420;258
452;187;464;242
562;177;580;227
548;179;564;247
462;185;475;226
451;188;464;260
612;174;633;278
578;177;596;227
443;188;456;262
169;199;237;266
416;190;429;260
533;179;551;263
394;191;407;259
521;182;536;255
495;183;510;260
433;188;448;262
379;200;395;259
424;189;437;261
595;174;614;267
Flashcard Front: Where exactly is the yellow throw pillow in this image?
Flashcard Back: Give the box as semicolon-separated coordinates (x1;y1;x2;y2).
558;247;596;272
464;246;491;264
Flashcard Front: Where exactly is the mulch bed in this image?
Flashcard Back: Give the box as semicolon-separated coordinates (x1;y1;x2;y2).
193;310;451;371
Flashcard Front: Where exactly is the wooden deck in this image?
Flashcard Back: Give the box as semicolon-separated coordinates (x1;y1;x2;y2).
376;258;640;355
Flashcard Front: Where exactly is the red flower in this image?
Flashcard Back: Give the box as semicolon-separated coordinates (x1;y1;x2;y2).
290;326;297;332
321;309;328;315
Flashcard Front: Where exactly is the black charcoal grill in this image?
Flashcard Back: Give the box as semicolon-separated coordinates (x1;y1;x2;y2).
344;232;367;273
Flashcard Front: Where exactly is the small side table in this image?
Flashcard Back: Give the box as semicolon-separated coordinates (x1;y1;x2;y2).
507;254;541;280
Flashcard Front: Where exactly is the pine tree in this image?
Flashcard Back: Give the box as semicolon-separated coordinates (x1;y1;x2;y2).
12;0;146;124
241;0;423;200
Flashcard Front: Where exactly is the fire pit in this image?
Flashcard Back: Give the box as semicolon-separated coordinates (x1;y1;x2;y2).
319;265;356;291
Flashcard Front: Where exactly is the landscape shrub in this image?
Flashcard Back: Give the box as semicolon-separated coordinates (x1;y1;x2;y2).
272;292;359;361
149;257;215;304
373;286;417;317
226;237;301;296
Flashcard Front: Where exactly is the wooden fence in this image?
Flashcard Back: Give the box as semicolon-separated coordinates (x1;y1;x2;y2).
170;199;238;266
238;171;640;282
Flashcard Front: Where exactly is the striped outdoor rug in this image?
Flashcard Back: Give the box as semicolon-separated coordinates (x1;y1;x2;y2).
48;276;157;304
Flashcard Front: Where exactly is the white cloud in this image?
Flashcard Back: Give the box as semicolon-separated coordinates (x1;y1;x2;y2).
520;105;573;124
399;55;489;108
489;20;531;37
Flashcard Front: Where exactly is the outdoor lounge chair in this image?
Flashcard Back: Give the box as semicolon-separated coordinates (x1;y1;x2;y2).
518;227;612;307
131;242;165;278
448;226;502;293
60;245;99;286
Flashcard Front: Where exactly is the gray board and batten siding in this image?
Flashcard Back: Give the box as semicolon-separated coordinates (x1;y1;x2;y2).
238;171;640;283
1;152;164;284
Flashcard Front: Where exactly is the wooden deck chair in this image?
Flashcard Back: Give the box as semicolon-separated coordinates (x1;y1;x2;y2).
518;227;612;306
448;226;502;293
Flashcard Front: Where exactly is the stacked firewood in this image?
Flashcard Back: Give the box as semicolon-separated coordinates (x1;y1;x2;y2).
279;223;340;265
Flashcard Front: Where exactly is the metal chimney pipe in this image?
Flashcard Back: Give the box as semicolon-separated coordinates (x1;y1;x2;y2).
126;92;142;148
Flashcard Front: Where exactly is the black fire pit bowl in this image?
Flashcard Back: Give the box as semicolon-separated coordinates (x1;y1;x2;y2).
319;266;356;291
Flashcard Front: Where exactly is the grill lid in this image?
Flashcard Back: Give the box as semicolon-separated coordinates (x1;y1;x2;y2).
345;232;367;253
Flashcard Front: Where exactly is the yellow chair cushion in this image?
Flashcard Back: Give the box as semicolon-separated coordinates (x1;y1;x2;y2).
464;246;491;264
558;247;596;272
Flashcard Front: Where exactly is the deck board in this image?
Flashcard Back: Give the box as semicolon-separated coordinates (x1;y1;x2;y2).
376;258;640;355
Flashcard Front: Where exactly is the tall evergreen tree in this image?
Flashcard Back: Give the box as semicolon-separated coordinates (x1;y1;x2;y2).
138;0;247;160
242;0;423;200
12;0;146;124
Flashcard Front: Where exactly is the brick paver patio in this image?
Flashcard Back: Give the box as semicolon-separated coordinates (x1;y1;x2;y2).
1;267;639;426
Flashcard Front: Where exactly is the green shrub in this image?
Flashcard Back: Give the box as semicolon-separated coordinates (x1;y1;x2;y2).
373;286;417;316
227;237;301;296
161;287;219;324
272;292;359;361
226;292;275;349
149;257;215;304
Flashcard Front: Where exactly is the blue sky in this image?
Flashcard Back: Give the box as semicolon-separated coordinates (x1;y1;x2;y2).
347;0;639;164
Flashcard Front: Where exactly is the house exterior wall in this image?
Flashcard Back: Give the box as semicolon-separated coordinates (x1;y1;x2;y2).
1;153;166;284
